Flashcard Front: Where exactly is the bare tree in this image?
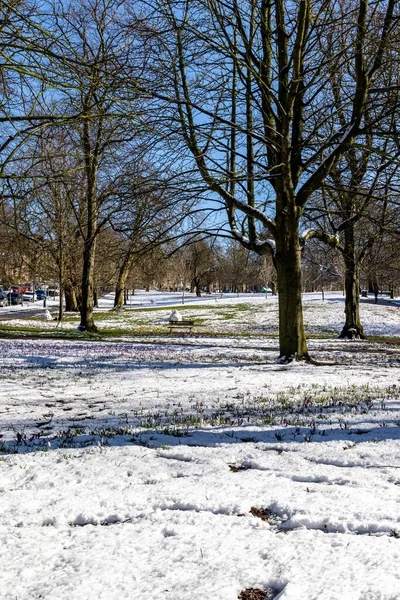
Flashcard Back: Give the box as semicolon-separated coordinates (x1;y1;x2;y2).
39;0;150;331
302;26;400;338
218;241;264;293
1;0;144;328
140;0;399;360
109;163;191;309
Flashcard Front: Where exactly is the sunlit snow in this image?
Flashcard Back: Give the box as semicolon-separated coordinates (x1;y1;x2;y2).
0;291;399;600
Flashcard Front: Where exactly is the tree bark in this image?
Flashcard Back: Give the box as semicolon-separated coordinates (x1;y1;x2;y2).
78;114;102;333
58;284;64;322
339;227;365;339
79;238;98;332
275;213;309;361
114;274;127;308
65;285;79;312
114;257;133;309
193;275;201;297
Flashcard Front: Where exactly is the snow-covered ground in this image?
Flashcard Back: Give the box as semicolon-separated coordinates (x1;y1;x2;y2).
1;292;400;599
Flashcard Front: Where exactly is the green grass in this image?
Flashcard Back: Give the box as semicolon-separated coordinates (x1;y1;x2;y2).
0;323;279;341
218;312;238;321
2;301;400;344
3;380;399;455
119;303;206;313
1;317;398;344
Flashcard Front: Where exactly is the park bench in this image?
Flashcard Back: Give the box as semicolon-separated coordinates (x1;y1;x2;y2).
166;319;195;334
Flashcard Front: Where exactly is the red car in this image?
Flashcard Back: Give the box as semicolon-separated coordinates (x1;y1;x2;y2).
11;285;29;294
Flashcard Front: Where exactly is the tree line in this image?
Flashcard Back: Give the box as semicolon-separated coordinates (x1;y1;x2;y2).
1;0;400;359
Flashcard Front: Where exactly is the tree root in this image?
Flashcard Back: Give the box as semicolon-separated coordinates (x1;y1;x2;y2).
275;353;339;366
338;326;366;340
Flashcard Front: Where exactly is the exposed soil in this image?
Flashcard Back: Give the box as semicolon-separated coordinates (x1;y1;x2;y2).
239;587;280;600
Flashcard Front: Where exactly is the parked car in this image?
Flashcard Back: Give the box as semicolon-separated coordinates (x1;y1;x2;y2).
0;293;8;307
35;289;46;300
8;292;22;305
47;288;59;297
22;291;36;302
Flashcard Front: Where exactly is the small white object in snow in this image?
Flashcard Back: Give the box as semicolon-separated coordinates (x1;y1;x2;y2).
169;310;182;322
43;310;53;321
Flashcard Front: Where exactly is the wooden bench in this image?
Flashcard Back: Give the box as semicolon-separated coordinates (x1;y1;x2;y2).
166;319;195;334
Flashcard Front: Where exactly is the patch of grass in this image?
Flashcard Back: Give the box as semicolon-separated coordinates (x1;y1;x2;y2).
124;303;207;313
0;323;278;341
368;335;400;345
2;378;399;456
219;312;238;321
306;331;338;338
232;303;253;312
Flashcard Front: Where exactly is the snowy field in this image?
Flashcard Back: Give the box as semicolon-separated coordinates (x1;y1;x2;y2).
2;289;400;337
1;292;400;600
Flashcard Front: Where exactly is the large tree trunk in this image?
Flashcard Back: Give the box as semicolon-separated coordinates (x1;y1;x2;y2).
339;227;365;339
78;112;103;332
78;117;101;333
275;213;309;361
114;269;129;309
58;285;64;322
65;285;79;312
114;257;133;309
79;238;98;332
193;276;201;297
